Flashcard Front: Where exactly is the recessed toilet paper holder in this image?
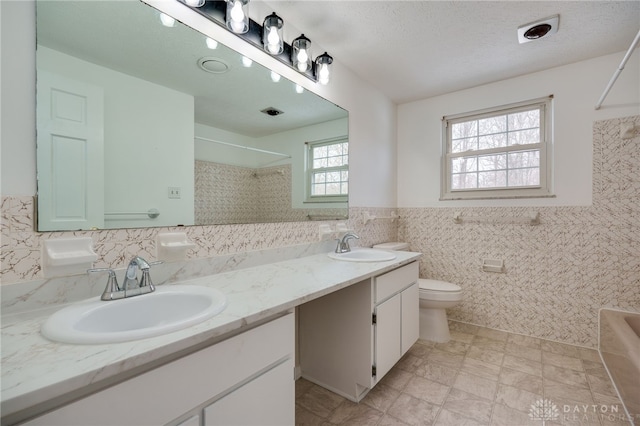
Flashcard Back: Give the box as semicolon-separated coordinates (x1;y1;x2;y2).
482;258;505;273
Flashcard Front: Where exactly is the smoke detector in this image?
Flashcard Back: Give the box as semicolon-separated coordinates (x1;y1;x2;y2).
518;15;559;44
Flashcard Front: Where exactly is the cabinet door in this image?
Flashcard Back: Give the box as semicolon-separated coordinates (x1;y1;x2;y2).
401;282;419;355
204;358;294;426
374;294;401;381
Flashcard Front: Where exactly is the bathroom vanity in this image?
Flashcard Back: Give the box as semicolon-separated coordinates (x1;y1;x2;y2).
0;249;421;425
24;313;295;426
299;261;419;401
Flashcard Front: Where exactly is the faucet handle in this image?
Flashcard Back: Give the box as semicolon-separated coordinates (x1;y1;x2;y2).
139;269;155;291
138;260;163;291
88;268;121;301
139;260;162;286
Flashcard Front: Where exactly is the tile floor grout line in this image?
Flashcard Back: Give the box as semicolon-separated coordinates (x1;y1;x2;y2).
295;322;626;426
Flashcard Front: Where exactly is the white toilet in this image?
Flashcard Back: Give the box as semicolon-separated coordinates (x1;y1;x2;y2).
417;278;462;342
372;242;463;343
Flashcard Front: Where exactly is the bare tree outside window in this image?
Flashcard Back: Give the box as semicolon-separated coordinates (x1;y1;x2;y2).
308;139;348;198
442;97;553;200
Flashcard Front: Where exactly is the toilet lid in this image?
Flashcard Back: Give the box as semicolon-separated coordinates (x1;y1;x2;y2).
419;279;461;292
372;242;409;251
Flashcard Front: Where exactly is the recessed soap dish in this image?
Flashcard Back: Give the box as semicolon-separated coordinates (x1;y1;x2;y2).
156;232;196;262
42;237;98;277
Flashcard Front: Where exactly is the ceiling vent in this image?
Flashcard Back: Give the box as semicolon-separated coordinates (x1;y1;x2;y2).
197;57;230;74
518;15;559;44
261;107;284;116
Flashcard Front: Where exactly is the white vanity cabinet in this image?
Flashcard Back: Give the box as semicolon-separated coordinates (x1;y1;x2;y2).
24;313;294;426
373;262;420;379
299;261;419;402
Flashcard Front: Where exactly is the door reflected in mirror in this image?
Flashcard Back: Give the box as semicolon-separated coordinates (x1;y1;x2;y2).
35;0;348;231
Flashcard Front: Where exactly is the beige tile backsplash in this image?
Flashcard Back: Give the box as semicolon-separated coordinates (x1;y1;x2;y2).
1;116;638;348
0;204;396;285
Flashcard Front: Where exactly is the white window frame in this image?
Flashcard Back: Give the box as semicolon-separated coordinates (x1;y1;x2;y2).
305;136;348;203
440;96;554;200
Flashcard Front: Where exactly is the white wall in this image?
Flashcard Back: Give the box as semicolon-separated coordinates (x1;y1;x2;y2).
37;46;195;228
397;51;640;208
1;0;397;211
195;123;262;168
1;0;36;197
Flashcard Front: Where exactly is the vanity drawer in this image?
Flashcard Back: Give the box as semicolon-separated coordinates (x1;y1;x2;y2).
375;261;419;304
25;313;294;426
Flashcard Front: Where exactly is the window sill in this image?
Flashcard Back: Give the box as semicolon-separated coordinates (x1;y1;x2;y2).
440;193;556;201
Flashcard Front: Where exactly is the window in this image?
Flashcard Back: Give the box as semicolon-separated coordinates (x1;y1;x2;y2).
441;97;553;200
306;137;348;202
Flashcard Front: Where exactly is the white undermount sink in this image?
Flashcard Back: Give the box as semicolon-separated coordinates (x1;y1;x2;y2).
41;285;227;344
328;248;397;262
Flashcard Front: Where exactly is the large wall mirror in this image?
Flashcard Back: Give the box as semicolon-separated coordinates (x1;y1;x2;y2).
35;0;348;231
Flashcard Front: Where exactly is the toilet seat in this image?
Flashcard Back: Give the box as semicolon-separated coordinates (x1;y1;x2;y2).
419;279;461;292
418;279;462;302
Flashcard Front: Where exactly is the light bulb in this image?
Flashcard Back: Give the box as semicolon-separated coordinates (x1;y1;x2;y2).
160;13;176;27
292;34;311;73
185;0;205;7
206;37;218;49
297;49;308;64
263;13;283;55
295;84;304;94
242;56;253;67
270;71;281;83
296;49;309;71
267;27;280;45
229;1;246;32
318;63;330;85
315;52;333;85
266;27;281;54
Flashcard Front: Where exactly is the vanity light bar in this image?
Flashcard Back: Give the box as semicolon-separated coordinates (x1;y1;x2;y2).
176;0;331;84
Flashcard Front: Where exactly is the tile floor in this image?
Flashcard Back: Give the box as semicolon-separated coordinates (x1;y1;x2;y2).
295;321;632;426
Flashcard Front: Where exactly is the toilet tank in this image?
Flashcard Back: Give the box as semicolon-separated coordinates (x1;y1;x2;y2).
372;242;409;251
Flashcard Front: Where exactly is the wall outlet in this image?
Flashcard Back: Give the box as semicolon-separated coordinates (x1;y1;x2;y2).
168;187;181;199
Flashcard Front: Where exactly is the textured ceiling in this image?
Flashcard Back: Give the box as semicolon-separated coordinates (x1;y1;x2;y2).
265;1;640;104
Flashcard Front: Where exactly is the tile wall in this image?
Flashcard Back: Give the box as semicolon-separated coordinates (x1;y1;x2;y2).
194;161;349;224
194;160;260;225
399;115;640;348
0;203;397;286
2;115;638;349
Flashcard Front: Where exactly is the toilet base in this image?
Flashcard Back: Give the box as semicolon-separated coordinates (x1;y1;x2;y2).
419;307;451;343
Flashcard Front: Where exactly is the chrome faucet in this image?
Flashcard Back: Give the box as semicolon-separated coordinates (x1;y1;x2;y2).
121;256;155;297
335;232;360;253
89;256;160;301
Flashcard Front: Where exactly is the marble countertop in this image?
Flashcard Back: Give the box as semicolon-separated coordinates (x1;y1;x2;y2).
1;250;420;421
